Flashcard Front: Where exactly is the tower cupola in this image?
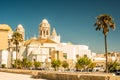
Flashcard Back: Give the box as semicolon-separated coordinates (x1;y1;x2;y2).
16;24;25;40
39;19;50;39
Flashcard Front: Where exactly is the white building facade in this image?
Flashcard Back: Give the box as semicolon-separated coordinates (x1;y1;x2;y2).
0;19;95;68
23;19;94;66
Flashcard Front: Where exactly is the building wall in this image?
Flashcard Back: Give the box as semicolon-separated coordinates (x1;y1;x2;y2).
55;43;92;62
0;50;9;67
0;30;9;50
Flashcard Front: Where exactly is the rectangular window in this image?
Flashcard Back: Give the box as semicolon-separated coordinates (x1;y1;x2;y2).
63;53;67;59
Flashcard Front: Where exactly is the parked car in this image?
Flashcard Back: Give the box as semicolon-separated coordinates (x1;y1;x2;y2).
93;67;104;72
115;70;120;75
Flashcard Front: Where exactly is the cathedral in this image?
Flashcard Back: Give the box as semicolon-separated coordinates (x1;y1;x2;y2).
0;19;95;68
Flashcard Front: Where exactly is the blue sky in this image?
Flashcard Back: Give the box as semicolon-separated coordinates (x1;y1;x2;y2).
0;0;120;53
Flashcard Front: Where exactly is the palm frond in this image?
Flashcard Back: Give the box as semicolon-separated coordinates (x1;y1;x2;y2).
110;23;116;30
96;27;101;31
12;31;23;45
94;14;116;35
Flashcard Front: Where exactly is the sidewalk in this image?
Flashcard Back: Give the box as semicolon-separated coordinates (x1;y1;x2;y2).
0;72;47;80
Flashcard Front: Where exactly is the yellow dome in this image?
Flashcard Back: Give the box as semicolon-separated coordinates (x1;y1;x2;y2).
0;24;12;31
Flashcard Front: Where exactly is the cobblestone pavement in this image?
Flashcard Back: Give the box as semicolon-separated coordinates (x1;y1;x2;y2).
0;72;47;80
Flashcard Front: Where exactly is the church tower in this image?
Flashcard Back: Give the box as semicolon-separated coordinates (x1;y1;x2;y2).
39;19;50;39
51;28;57;36
16;24;25;40
51;28;60;43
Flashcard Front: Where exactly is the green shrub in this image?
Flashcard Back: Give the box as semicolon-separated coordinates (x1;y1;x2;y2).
2;64;6;68
34;61;41;68
62;61;69;69
12;64;17;68
51;59;61;71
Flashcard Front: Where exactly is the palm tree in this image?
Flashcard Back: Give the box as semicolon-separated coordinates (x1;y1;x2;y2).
94;14;116;73
12;31;23;61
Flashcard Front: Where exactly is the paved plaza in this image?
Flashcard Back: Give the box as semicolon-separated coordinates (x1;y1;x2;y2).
0;72;47;80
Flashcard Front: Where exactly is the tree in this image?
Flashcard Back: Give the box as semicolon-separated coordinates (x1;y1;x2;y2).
75;55;91;71
27;61;32;68
13;59;22;69
22;58;28;68
22;58;32;69
12;31;23;61
75;62;82;71
34;61;41;69
94;14;116;73
51;59;61;71
88;62;96;70
12;59;33;69
108;60;120;72
62;61;69;70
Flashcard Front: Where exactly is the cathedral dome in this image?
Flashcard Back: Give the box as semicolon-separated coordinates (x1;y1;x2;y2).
17;24;23;28
39;19;50;28
0;24;12;31
16;24;25;32
41;19;48;24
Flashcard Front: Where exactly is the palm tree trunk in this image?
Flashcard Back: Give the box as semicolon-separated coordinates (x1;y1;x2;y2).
104;34;108;73
16;43;18;61
15;42;18;68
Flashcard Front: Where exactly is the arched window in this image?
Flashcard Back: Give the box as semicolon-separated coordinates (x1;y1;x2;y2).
46;30;48;35
40;31;42;35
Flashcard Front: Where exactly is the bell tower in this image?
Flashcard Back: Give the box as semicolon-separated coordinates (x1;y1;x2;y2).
39;19;50;39
16;24;25;40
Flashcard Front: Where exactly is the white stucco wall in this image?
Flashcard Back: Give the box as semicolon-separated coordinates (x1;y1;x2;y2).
26;40;94;63
0;50;8;67
55;43;92;62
